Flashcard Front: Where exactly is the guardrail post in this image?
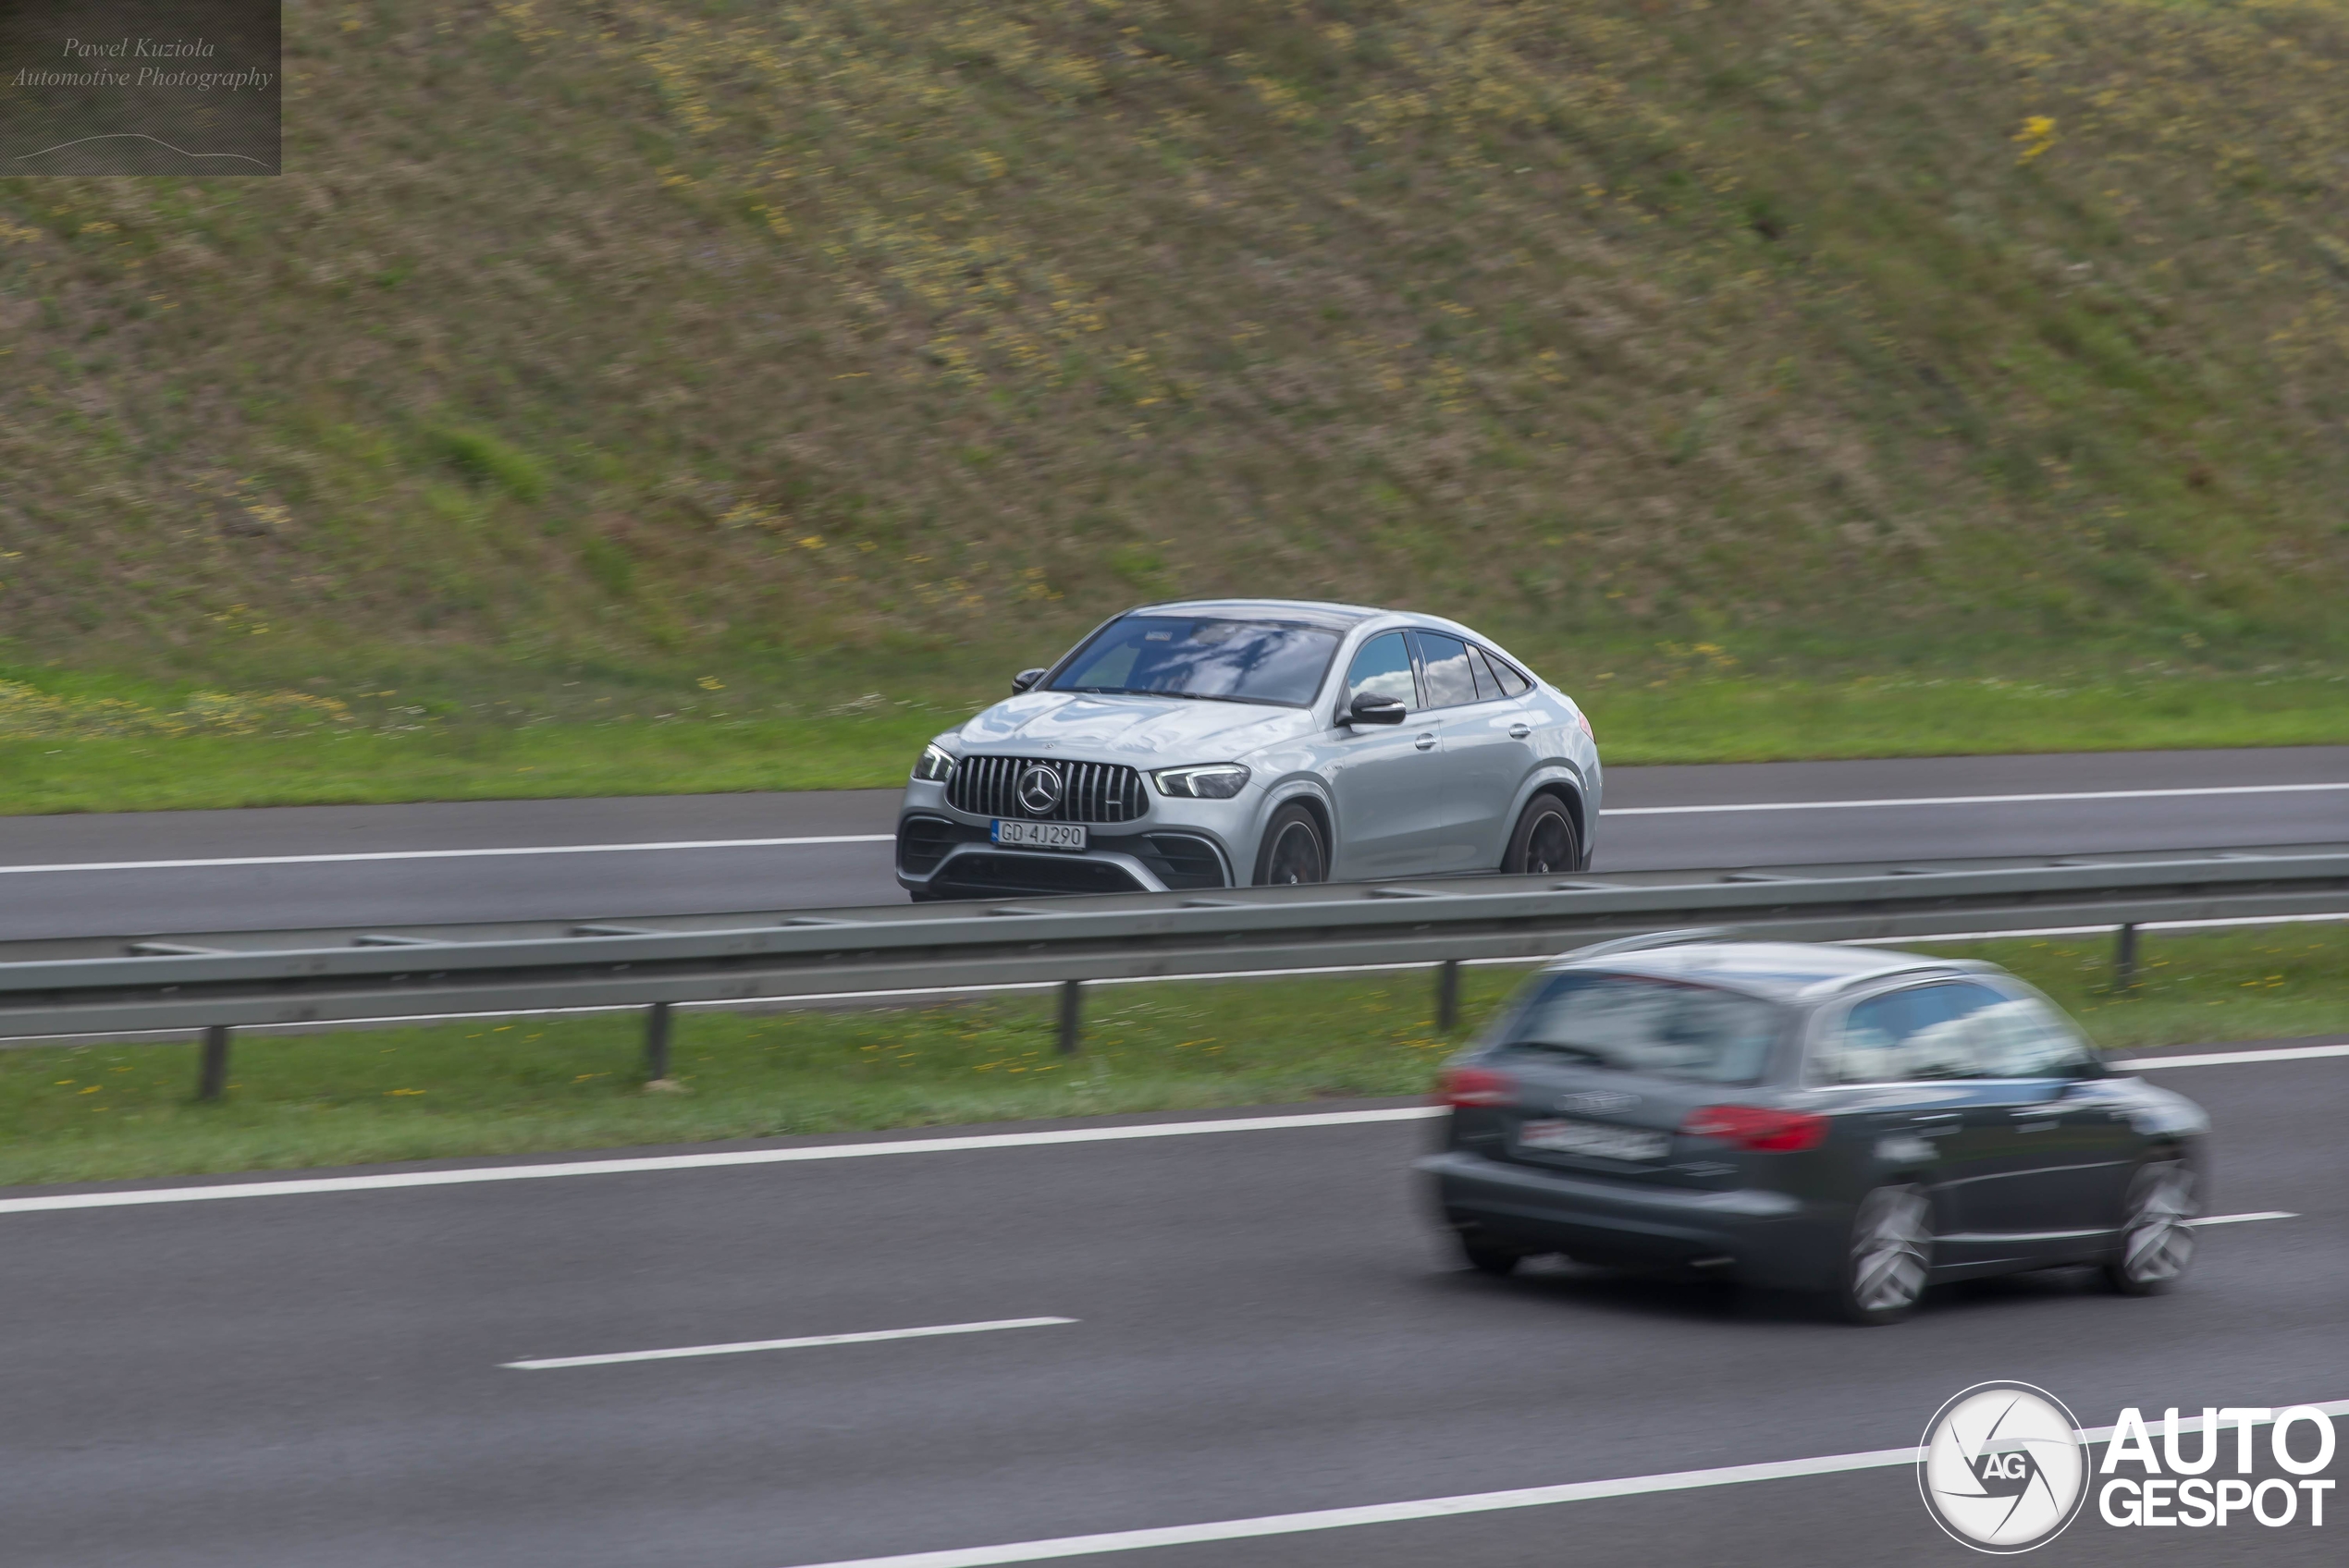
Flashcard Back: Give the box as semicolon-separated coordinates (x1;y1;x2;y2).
645;1001;674;1083
1435;960;1462;1032
2114;923;2140;992
197;1024;232;1101
1055;980;1083;1057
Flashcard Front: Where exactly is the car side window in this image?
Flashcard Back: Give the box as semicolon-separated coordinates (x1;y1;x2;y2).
1412;631;1481;708
1467;646;1501;703
1344;631;1418;711
1968;990;2100;1078
1814;981;2006;1084
1482;651;1532;697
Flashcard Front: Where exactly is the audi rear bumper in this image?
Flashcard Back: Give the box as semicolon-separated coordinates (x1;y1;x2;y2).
1417;1149;1841;1290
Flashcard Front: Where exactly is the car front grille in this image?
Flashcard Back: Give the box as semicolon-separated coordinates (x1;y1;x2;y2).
946;755;1147;824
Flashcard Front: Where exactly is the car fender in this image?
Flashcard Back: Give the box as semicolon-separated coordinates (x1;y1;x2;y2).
1500;764;1597;860
1243;774;1338;878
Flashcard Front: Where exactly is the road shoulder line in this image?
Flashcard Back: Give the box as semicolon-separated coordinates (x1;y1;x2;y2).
0;1106;1445;1217
779;1400;2349;1567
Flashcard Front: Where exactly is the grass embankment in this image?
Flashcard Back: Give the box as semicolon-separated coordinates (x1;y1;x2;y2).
4;1;2348;809
4;664;2343;815
2;925;2339;1189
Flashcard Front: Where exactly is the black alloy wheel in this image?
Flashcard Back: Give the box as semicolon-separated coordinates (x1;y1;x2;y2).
1255;803;1328;886
1503;795;1581;876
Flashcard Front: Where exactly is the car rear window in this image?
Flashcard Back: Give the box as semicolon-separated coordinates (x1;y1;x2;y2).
1493;972;1786;1084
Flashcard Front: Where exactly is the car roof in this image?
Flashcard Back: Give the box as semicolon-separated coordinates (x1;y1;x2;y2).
1129;598;1386;630
1545;940;1995;1003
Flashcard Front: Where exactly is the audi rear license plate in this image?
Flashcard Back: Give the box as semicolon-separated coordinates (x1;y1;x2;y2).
1518;1118;1670;1162
991;820;1088;851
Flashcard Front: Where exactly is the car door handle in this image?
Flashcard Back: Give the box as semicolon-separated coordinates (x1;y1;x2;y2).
1414;732;1437;751
1507;723;1531;739
1909;1112;1962;1135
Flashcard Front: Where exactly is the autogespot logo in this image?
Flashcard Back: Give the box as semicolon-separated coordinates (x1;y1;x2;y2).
1919;1382;2091;1552
1919;1385;2339;1551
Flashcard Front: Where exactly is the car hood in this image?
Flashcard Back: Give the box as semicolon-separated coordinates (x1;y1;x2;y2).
957;692;1314;760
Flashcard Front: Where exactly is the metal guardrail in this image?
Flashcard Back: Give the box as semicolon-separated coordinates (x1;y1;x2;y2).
6;845;2348;1096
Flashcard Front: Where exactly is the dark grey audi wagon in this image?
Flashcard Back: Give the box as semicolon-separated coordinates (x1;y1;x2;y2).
1417;937;2209;1323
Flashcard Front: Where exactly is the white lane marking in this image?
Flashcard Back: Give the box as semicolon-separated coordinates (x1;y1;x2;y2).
2;1035;2337;1213
2118;1042;2349;1070
504;1317;1075;1371
775;1399;2349;1568
2188;1211;2298;1227
0;1107;1445;1217
0;835;893;876
7;780;2339;872
1604;781;2349;816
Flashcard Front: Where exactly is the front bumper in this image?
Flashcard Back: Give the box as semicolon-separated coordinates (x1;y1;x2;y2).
895;780;1244;897
1417;1149;1842;1291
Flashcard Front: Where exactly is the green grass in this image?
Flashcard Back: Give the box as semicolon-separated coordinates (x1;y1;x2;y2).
6;0;2349;717
5;666;2343;815
3;925;2340;1189
0;712;953;814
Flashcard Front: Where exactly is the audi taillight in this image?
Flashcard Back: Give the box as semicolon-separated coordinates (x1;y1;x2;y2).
1682;1105;1829;1152
1437;1066;1516;1109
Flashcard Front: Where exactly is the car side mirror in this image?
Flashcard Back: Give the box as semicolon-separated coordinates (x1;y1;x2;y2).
2064;1055;2110;1083
1345;692;1407;726
1012;668;1047;694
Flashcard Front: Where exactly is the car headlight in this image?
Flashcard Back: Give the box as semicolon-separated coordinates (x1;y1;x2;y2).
911;742;957;783
1150;763;1251;800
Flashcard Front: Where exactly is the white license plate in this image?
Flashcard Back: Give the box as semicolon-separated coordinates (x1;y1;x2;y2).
1518;1118;1670;1162
991;819;1088;851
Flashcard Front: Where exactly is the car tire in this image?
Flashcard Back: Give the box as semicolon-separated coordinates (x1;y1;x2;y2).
1834;1184;1932;1325
1458;1235;1523;1277
1253;803;1328;887
2104;1156;2197;1296
1502;794;1580;876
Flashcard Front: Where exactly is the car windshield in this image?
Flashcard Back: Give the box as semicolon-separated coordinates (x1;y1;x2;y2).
1046;617;1341;707
1494;972;1786;1084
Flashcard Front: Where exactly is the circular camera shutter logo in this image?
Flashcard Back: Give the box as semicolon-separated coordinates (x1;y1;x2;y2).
1918;1382;2089;1553
1016;764;1064;816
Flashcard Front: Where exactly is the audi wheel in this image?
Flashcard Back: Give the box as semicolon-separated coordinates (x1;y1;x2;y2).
1836;1184;1932;1325
2105;1157;2197;1295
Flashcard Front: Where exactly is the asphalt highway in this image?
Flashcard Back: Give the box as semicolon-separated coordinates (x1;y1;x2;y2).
4;1045;2342;1567
1;746;2343;940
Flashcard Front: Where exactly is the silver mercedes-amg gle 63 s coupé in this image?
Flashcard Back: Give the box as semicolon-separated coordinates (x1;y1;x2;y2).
895;599;1601;899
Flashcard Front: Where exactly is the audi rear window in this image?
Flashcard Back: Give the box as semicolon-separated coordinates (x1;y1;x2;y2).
1493;972;1787;1084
